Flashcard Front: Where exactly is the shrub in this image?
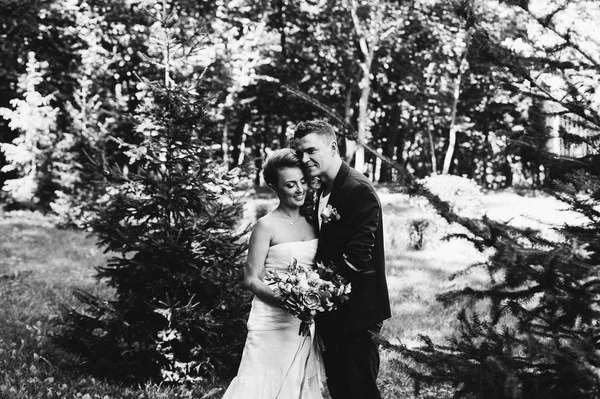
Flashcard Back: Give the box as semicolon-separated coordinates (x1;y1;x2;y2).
254;202;273;221
407;217;437;250
415;174;484;219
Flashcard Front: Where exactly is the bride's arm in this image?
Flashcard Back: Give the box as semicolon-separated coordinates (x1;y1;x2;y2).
243;218;283;307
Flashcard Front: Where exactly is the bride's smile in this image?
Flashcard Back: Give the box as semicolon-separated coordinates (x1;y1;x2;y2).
270;166;308;208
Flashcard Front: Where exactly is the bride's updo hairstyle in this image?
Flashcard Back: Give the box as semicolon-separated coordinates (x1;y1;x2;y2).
262;148;302;187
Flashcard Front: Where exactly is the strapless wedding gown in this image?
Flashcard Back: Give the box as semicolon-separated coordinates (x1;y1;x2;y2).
222;239;324;399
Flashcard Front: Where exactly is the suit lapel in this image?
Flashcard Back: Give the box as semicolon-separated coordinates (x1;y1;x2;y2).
319;162;351;235
316;162;350;258
314;186;323;234
327;161;351;210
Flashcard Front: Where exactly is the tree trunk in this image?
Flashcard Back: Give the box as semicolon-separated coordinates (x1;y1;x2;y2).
442;29;472;175
279;119;287;147
355;73;371;173
229;114;248;169
254;123;269;186
222;123;229;167
379;103;400;183
278;0;288;148
342;84;354;162
427;126;437;175
442;86;461;175
395;125;406;166
238;123;249;166
278;0;287;60
482;117;489;188
503;156;513;187
349;0;379;173
254;142;263;186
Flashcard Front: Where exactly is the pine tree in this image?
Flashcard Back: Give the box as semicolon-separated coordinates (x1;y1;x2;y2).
56;77;251;382
379;2;600;398
56;1;251;382
0;52;59;209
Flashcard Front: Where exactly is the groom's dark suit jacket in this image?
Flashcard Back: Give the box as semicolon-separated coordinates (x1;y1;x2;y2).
315;161;391;333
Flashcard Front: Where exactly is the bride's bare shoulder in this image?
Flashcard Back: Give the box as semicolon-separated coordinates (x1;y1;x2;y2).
248;213;277;247
253;211;278;232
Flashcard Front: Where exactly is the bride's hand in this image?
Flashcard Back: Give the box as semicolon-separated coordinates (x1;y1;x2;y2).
273;293;285;308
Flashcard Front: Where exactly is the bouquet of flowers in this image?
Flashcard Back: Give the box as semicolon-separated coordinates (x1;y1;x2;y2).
265;258;351;336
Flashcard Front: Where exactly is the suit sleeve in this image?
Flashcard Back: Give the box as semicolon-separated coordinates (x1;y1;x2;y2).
334;183;380;277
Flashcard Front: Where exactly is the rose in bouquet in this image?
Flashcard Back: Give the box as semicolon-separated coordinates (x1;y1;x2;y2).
265;258;351;336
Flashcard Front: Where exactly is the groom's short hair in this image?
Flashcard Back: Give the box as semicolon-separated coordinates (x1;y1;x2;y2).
294;119;336;142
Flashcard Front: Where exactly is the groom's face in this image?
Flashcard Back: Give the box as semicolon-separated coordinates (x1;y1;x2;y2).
294;132;336;178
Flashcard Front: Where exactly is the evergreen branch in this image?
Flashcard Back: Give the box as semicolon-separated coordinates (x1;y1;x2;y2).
520;55;600;72
469;26;600;130
448;261;488;281
281;83;354;137
443;232;486;251
512;65;600;130
256;76;503;248
437;285;543;306
508;137;593;168
547;187;600;223
516;3;600;69
559;131;600;152
528;321;591;342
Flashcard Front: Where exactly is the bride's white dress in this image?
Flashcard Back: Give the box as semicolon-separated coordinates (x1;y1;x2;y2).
222;239;324;399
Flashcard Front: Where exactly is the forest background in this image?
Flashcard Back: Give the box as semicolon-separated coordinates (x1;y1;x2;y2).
1;0;599;398
4;0;598;210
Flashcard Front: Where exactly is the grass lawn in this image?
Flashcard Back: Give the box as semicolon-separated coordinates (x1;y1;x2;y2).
0;212;215;399
0;191;566;399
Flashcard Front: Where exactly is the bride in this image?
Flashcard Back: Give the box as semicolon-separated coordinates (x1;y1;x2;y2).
222;148;324;399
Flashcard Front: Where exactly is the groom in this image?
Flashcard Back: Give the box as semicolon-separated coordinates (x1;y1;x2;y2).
294;119;391;399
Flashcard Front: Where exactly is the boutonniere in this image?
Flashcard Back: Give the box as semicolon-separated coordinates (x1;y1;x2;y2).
320;204;341;225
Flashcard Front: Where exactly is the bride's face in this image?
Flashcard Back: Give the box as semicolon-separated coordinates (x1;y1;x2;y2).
273;167;308;207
